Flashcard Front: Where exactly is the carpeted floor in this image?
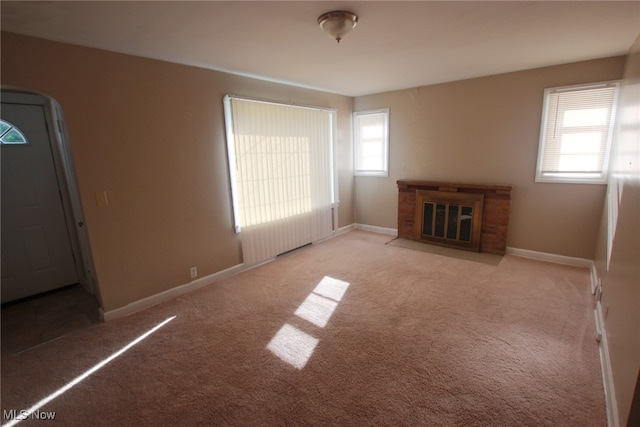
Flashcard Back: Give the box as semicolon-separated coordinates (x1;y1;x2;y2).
0;230;605;426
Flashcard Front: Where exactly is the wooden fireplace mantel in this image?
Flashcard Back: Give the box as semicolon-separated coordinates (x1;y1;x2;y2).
397;180;513;196
397;180;513;255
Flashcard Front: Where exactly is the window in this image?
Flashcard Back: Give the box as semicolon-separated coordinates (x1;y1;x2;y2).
354;109;389;176
0;120;28;144
223;96;335;264
536;82;619;184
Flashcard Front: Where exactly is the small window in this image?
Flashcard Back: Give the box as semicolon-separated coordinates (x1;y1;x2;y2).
0;120;28;144
536;82;619;184
354;109;389;177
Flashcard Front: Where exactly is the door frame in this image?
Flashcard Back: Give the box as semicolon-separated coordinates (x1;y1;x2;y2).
1;87;101;307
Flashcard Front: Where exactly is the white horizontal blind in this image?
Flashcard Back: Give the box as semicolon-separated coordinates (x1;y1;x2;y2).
538;83;618;183
224;96;334;265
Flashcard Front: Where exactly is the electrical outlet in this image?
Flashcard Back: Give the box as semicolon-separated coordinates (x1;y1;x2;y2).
190;267;197;279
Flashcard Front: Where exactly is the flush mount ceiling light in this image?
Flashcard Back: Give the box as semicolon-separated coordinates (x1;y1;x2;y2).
317;10;358;43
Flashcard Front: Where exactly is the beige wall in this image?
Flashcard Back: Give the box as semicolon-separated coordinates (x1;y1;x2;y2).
0;32;354;312
594;34;640;426
354;57;625;258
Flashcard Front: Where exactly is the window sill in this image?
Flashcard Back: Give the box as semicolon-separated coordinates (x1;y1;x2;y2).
535;174;607;185
355;172;389;177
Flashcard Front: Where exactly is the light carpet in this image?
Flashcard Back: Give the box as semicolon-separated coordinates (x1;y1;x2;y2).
0;230;605;426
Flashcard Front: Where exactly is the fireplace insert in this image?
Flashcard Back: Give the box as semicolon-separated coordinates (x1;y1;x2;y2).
415;190;484;251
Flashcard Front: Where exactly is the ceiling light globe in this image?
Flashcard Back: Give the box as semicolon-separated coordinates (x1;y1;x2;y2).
317;10;358;43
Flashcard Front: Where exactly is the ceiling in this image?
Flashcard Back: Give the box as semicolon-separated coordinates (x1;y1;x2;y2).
2;1;639;97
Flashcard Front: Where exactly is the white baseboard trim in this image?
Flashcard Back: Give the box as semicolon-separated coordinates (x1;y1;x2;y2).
595;300;620;427
505;247;594;269
334;223;356;236
505;246;600;293
354;223;398;236
590;263;600;295
507;246;600;293
101;226;365;322
100;263;248;321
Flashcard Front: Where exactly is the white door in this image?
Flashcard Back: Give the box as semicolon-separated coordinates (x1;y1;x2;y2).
1;102;79;303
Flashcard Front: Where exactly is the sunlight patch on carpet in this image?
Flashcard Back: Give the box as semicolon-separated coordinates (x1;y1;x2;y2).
312;276;350;302
267;324;319;369
267;276;350;369
2;316;176;427
295;293;338;328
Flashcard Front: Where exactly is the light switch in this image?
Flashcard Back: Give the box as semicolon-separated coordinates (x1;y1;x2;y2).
96;190;109;207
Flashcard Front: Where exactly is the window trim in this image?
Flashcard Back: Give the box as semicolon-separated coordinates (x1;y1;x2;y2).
353;108;389;177
535;81;620;184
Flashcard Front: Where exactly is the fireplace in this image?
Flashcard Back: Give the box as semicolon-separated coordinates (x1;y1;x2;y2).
398;180;513;254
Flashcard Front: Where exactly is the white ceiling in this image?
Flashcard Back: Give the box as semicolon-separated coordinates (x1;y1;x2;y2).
2;1;639;96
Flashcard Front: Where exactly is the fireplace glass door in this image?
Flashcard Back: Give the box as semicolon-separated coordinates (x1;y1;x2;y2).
422;203;474;242
415;190;483;251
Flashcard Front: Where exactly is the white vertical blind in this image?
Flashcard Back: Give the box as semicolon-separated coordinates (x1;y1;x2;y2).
537;82;619;183
224;96;334;265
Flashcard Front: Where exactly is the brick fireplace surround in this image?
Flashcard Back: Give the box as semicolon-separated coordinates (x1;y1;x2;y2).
397;180;513;255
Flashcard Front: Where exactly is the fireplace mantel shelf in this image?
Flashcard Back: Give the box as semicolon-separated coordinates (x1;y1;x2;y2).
397;180;512;196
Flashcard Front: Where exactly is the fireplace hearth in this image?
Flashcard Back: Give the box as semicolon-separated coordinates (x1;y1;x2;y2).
398;180;513;254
